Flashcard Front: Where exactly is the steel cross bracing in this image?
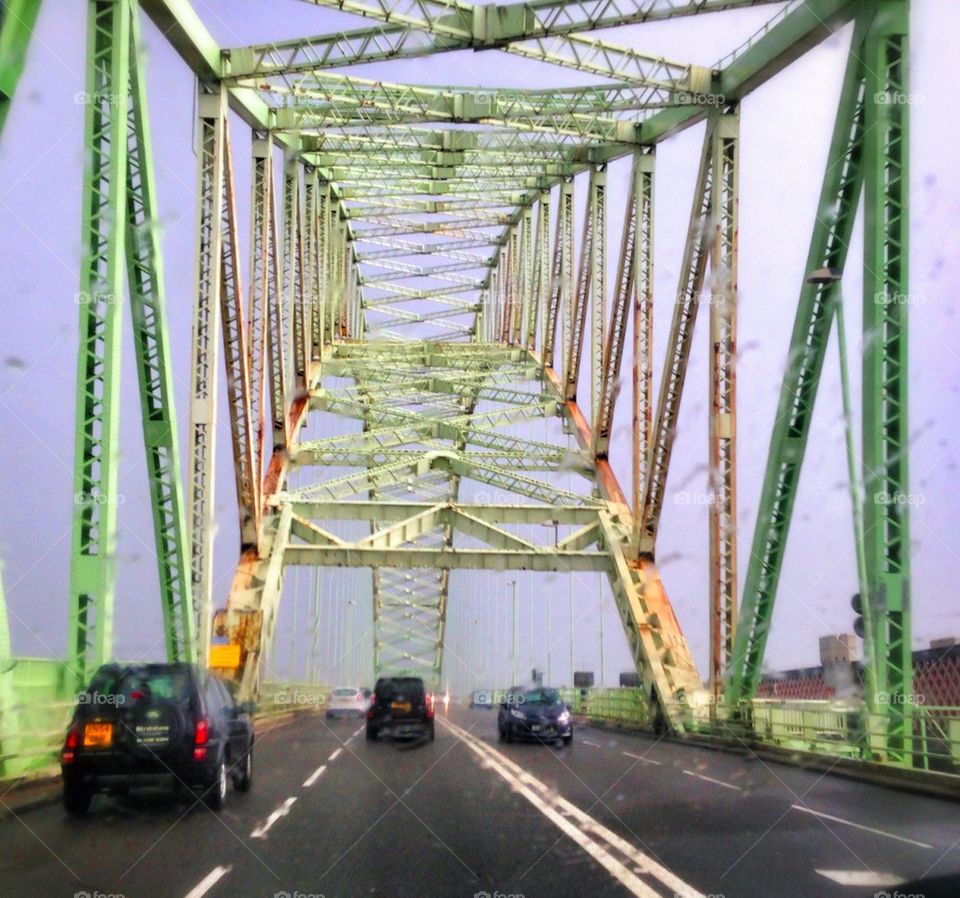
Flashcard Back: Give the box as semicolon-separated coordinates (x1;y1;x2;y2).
28;0;914;740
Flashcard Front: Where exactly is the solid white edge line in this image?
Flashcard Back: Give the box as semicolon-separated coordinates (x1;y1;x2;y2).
303;764;327;787
328;747;343;761
183;864;231;898
682;770;742;791
442;717;706;898
622;751;662;765
250;796;298;839
792;805;933;849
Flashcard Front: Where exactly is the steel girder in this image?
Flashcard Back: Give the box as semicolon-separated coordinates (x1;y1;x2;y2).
861;0;912;763
725;14;869;704
707;110;739;700
186;88;226;664
70;0;195;688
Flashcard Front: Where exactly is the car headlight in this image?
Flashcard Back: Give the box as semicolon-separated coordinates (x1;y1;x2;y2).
558;710;571;724
510;708;526;720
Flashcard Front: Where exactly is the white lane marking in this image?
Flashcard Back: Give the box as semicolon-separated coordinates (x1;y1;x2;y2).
353;725;364;737
792;805;933;849
442;717;705;898
582;739;602;748
328;747;343;762
250;796;297;839
303;764;327;787
682;770;741;791
184;864;231;898
816;870;906;887
623;751;662;766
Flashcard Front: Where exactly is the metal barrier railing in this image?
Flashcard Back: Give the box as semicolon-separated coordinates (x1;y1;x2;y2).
553;688;960;779
559;687;650;729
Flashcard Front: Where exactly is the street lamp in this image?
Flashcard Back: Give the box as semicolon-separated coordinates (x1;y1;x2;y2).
508;578;518;686
540;520;561;684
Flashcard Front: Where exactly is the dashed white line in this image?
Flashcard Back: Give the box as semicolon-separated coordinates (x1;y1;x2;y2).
303;764;327;787
682;770;741;791
582;739;602;748
622;751;662;765
250;796;297;839
183;864;231;898
816;869;906;887
442;717;705;898
792;805;933;849
328;747;343;762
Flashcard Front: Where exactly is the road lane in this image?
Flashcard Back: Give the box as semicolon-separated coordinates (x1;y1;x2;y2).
1;708;959;898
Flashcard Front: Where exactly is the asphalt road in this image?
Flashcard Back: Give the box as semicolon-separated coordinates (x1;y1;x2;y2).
2;706;959;898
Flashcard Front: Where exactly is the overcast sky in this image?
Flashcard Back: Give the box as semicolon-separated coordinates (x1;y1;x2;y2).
1;1;958;690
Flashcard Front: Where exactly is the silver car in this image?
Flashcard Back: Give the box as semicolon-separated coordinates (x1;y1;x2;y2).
326;686;369;718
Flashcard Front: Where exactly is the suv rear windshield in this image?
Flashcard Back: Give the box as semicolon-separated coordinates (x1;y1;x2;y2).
376;678;425;700
88;665;193;708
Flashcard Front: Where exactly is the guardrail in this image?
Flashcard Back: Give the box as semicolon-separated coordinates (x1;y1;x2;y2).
559;687;650;729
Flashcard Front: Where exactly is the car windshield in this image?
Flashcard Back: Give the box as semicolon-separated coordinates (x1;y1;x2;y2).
522;689;561;706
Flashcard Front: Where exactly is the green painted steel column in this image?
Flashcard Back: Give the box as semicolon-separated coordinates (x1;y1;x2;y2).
125;3;194;663
725;15;869;707
68;0;131;691
0;0;42;139
861;0;912;764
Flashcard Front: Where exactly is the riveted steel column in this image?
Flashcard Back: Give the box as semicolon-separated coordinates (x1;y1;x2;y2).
632;153;655;545
186;86;226;665
591;165;607;431
708;109;739;702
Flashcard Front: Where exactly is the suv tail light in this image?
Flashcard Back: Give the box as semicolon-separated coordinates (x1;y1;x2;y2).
425;693;435;720
194;717;209;761
62;724;80;764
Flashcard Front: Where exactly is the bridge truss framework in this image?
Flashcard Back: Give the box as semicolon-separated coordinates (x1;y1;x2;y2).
0;0;913;751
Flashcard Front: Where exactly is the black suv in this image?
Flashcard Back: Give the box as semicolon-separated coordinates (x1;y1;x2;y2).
366;676;435;740
60;662;254;814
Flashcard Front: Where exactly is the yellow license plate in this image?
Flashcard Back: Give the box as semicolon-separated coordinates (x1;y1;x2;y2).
391;702;411;714
83;722;113;748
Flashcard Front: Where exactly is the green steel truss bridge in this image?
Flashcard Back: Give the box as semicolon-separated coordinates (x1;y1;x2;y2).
0;0;923;769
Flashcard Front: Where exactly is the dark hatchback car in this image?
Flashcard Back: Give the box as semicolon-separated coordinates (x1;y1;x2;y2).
366;676;435;740
497;686;573;745
60;662;254;814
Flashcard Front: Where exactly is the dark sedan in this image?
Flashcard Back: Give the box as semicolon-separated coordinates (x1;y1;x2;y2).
497;686;573;745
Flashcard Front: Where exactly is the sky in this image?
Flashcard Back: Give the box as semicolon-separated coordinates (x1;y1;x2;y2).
1;0;959;692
